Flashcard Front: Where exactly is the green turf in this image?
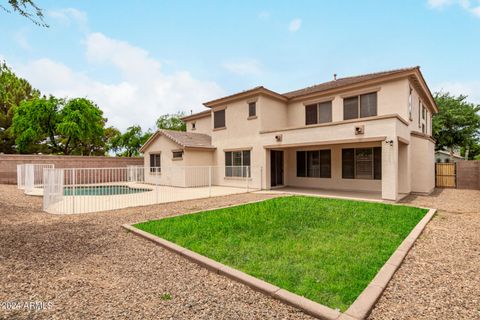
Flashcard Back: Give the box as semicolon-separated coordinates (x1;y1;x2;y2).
134;196;427;311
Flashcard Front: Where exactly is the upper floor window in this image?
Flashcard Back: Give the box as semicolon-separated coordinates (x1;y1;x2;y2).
248;102;256;118
149;153;161;173
343;92;377;120
418;99;422;128
214;109;225;129
305;101;332;125
191;122;196;130
225;150;251;177
408;88;413;120
422;105;426;119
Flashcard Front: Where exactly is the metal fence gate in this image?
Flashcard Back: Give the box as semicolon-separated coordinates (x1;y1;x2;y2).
435;163;456;188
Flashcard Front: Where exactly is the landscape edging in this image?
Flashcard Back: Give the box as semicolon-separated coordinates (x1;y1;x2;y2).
123;202;436;320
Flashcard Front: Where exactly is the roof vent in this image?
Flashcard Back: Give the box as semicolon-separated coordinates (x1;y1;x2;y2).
333;73;337;81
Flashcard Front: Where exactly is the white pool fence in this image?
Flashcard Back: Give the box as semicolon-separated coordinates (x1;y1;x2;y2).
43;165;262;214
17;164;54;193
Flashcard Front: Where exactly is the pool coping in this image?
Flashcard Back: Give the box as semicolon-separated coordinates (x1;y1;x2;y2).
122;198;436;320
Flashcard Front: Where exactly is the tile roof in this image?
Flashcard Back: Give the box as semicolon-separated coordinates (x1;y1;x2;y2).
158;129;215;149
283;67;419;98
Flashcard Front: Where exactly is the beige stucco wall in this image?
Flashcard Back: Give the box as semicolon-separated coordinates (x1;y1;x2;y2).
184;149;214;166
410;136;435;194
259;96;288;131
409;81;432;136
210;99;265;189
185;114;211;135
143;134;186;186
285;79;411;128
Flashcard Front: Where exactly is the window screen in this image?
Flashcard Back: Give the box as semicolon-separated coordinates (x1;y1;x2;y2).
225;150;251;177
149;153;161;173
320;150;331;178
214;109;225;128
307;151;320;177
374;147;382;180
248;102;256;117
360;92;377;118
343;97;359;120
172;151;183;159
355;148;373;179
342;148;355;179
318;101;332;123
305;104;318;125
297;151;306;177
296;150;331;178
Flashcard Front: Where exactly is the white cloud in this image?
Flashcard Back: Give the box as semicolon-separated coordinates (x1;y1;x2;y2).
471;5;480;16
48;8;88;31
288;18;302;32
427;0;480;17
258;11;270;19
222;59;263;76
13;32;224;131
434;81;480;104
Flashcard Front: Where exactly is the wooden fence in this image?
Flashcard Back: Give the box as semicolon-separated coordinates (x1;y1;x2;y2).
435;163;456;188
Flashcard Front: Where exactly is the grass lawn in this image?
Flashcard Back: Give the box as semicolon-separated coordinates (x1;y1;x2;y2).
134;196;427;311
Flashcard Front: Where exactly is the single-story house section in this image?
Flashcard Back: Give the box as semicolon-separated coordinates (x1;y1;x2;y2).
435;149;464;163
141;67;438;201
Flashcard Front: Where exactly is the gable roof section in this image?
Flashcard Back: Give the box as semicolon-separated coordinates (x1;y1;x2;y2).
203;86;288;108
140;129;215;153
283;67;418;98
181;109;211;121
199;67;438;113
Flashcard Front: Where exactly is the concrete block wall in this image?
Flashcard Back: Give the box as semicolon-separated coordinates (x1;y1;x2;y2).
457;160;480;190
0;155;143;184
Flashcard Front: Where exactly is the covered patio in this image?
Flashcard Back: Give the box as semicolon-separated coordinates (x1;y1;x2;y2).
263;136;409;201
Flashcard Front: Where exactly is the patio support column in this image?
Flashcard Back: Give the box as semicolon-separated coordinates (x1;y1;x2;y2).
381;137;398;200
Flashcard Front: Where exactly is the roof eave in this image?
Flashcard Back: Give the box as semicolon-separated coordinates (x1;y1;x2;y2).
180;110;211;121
203;87;287;108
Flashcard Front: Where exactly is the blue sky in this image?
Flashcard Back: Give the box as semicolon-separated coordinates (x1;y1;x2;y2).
1;0;479;130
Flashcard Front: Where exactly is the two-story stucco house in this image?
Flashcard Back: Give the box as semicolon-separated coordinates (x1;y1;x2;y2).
140;67;437;201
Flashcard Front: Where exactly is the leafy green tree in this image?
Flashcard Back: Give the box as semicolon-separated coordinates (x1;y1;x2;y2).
461;142;480;160
0;0;48;26
433;92;480;159
103;126;121;154
109;125;152;157
12;96;107;154
0;61;39;153
156;111;186;131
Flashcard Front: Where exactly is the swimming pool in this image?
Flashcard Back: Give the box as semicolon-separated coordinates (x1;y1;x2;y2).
64;185;152;196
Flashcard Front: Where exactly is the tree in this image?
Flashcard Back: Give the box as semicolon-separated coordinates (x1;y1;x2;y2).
156;111;186;131
108;125;152;157
461;141;480;160
0;0;48;26
0;61;39;153
12;96;107;155
432;92;480;160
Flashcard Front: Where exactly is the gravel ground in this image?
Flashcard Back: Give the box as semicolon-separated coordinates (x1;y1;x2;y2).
1;185;479;320
369;188;480;320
